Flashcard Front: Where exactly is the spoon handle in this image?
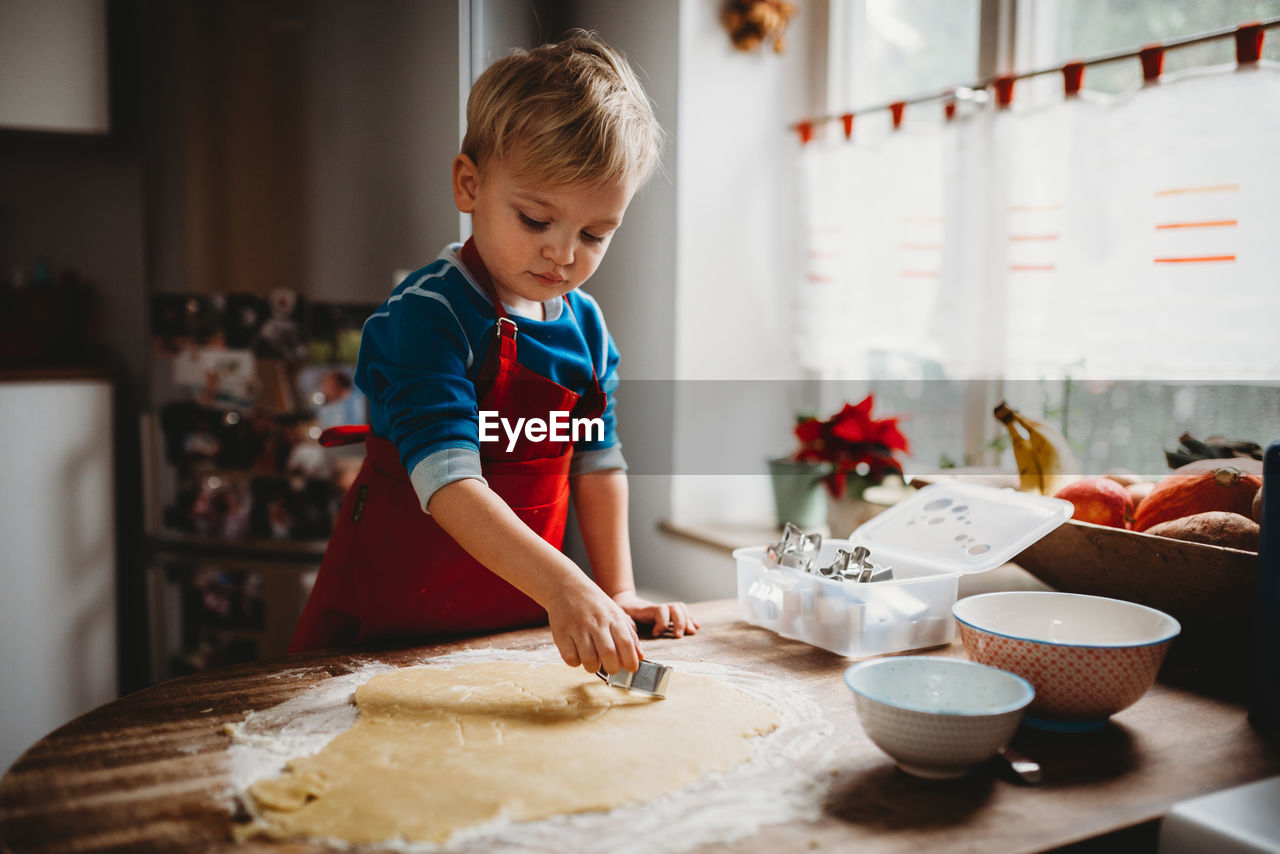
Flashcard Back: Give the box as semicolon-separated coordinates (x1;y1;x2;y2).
999;746;1044;785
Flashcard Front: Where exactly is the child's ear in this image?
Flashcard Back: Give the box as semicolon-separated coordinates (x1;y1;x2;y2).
452;154;480;214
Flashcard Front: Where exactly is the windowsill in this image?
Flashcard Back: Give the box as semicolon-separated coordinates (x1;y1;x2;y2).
657;509;1052;598
656;517;781;555
656;478;913;556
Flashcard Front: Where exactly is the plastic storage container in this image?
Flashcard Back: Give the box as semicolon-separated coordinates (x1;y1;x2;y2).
732;482;1072;657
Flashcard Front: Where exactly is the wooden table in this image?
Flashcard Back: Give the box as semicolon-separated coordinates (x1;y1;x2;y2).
2;600;1276;853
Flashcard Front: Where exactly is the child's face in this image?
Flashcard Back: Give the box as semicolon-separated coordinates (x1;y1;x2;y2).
453;153;635;315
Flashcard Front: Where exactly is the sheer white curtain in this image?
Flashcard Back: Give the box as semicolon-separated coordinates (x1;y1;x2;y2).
797;62;1280;385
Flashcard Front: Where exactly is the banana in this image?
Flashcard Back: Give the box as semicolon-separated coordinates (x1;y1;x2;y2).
993;401;1081;496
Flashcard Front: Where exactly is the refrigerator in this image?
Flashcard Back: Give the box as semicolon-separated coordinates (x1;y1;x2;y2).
142;290;373;682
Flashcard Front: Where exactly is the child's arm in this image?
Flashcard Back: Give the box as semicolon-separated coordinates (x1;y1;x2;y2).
571;469;699;638
428;478;642;675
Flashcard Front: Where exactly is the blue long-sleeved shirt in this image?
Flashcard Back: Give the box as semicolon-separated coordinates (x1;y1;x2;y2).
355;243;626;510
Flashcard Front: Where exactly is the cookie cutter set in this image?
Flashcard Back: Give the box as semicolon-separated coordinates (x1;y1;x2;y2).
734;482;1072;658
767;523;894;583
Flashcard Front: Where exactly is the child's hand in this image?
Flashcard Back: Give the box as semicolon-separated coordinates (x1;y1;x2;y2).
544;585;642;676
611;591;699;638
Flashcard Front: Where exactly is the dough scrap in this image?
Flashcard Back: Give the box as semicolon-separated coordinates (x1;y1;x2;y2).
245;661;779;845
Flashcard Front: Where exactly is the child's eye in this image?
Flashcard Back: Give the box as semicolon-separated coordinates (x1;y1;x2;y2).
580;230;605;244
519;212;548;231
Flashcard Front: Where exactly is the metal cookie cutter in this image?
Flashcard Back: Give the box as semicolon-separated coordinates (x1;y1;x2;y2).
766;522;823;572
596;660;673;698
848;545;894;583
820;547;856;579
815;545;894;583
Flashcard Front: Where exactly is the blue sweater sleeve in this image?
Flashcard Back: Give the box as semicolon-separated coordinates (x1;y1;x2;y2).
355;265;482;478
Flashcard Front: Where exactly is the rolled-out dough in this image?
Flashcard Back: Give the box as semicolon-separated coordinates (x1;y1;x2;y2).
245;661;779;845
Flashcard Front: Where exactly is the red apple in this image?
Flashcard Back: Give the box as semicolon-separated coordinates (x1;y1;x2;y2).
1054;477;1134;528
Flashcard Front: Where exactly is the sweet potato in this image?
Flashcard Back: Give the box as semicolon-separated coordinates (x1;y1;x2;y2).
1133;464;1261;531
1145;511;1260;552
1254;487;1265;523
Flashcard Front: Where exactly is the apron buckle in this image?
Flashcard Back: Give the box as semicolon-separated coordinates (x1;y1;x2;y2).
318;424;372;447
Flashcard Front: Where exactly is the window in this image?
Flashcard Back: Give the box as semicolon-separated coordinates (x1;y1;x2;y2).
1020;0;1280;95
830;0;982;109
801;1;1280;478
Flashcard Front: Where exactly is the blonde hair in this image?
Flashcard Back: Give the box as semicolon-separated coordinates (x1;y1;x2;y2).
461;32;663;189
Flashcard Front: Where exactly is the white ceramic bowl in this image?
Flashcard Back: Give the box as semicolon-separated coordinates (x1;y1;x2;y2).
844;656;1034;779
953;591;1181;732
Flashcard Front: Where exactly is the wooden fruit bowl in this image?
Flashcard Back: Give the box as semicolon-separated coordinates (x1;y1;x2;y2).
1013;520;1256;631
910;473;1259;695
1015;519;1258;696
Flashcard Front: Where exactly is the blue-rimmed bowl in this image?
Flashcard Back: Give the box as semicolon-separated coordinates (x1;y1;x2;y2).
844;656;1034;779
953;591;1181;732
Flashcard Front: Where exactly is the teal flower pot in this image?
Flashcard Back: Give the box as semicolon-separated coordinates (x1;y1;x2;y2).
767;457;832;530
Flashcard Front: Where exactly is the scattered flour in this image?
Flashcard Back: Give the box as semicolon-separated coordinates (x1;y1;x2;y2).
224;648;841;852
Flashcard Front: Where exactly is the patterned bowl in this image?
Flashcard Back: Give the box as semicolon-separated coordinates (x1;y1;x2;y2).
844;657;1034;779
953;591;1181;732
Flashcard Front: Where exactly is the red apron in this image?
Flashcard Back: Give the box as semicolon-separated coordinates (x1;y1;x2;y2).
288;239;607;652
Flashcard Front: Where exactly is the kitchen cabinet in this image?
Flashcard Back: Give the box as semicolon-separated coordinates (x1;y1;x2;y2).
0;0;110;134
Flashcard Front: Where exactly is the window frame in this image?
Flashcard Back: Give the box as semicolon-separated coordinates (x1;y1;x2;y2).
819;0;1279;471
822;0;1016;466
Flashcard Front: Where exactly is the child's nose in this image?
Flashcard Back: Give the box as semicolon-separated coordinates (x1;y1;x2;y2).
543;236;574;267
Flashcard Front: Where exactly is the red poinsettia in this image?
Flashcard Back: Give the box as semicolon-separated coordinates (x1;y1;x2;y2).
793;395;910;497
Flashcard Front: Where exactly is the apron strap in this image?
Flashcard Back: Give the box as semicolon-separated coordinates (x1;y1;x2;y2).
462;237;519;402
557;283;608;420
461;236;606;417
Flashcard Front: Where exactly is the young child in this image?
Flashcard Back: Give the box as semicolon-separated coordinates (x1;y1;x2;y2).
289;34;697;674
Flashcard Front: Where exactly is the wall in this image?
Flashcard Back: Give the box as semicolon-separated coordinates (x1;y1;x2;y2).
142;0;463;305
0;0;150;695
671;0;823;531
550;1;686;597
472;0;557;71
299;0;465;303
554;0;822;601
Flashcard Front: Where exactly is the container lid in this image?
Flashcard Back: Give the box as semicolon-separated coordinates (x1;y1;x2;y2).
847;481;1072;575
